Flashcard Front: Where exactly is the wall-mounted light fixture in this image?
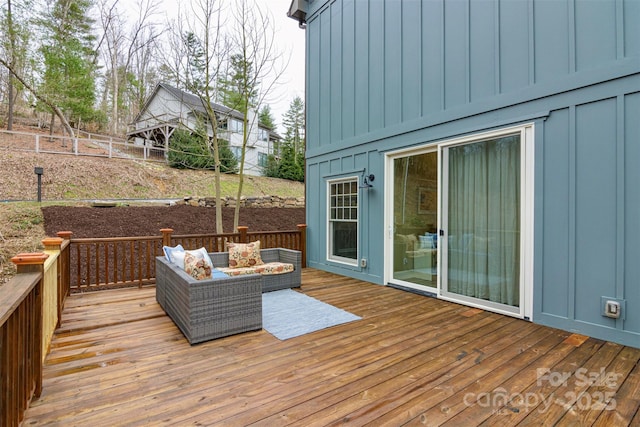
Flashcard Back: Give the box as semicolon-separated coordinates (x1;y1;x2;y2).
359;173;375;189
287;0;308;29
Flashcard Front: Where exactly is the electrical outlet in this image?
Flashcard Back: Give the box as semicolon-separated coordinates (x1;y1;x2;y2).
360;258;367;268
601;297;625;320
604;301;621;319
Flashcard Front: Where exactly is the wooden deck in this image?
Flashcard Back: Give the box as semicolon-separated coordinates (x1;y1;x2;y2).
23;269;640;426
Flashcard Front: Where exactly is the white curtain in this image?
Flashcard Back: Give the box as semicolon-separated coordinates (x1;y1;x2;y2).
447;135;521;306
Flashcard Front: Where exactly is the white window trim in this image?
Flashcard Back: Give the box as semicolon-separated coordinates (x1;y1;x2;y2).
326;176;360;267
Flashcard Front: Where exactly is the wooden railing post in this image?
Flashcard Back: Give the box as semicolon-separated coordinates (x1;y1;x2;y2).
43;237;64;328
160;228;174;247
297;224;307;268
237;226;248;243
57;231;73;240
56;231;72;309
11;252;49;398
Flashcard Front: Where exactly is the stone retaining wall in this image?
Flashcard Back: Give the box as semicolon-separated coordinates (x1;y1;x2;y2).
176;195;305;208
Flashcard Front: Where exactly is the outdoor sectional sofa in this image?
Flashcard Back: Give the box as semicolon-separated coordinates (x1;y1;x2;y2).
155;248;301;344
211;248;302;292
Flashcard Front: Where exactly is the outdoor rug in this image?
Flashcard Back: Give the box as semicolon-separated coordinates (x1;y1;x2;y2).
262;289;361;340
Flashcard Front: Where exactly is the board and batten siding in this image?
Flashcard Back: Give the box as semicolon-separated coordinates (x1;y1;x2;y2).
303;0;640;347
305;0;639;154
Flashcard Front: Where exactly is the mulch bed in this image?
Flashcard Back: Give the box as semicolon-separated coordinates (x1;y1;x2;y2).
42;205;306;238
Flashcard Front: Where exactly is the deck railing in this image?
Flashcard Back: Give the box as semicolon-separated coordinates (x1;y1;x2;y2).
0;235;70;427
65;224;307;291
0;225;305;425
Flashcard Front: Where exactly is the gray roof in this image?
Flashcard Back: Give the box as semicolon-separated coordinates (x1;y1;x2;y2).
132;82;280;138
159;83;244;121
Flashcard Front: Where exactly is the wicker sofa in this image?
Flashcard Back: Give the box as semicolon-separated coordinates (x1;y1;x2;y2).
155;256;262;344
155;248;301;344
210;248;302;292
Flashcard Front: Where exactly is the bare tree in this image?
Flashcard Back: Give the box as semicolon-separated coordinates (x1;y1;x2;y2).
2;0;32;130
228;0;288;231
98;0;162;134
165;0;230;233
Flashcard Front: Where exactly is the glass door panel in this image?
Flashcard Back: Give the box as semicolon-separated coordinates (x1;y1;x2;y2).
392;152;438;289
442;134;521;309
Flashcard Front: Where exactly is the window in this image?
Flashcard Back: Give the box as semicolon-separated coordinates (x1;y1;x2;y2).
229;119;243;133
230;146;242;160
328;178;359;265
259;128;269;141
258;152;268;167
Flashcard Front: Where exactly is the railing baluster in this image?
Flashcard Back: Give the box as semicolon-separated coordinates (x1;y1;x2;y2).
130;240;135;283
64;227;306;290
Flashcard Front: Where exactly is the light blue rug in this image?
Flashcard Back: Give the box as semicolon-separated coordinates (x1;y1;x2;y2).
262;289;361;340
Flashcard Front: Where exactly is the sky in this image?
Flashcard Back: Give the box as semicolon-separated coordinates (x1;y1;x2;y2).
262;1;306;130
157;0;306;132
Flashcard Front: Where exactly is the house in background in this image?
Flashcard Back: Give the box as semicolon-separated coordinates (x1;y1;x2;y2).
290;0;639;347
127;82;280;176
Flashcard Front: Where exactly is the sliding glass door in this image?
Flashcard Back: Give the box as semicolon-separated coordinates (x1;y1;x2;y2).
441;134;522;314
391;151;438;290
386;124;533;318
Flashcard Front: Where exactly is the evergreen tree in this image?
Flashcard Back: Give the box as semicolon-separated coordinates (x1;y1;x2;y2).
282;96;305;164
258;104;275;129
217;53;258;113
268;96;305;181
278;143;304;182
168;124;238;173
38;0;98;131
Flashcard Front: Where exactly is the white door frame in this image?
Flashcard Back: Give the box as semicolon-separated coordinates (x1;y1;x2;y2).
384;124;534;320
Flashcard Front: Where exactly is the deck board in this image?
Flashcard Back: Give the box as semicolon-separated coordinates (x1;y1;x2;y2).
23;269;640;426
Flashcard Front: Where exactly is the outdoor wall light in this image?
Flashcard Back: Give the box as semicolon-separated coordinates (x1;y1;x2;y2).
359;174;375;189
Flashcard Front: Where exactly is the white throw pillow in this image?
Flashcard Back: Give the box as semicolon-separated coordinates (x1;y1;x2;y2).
163;244;184;263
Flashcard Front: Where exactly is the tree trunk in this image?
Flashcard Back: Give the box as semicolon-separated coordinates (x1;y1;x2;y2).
6;0;14;130
0;56;76;141
7;78;14;131
112;51;118;134
49;113;55;142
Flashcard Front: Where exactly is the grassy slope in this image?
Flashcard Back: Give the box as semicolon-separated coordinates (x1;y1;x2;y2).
0;150;304;284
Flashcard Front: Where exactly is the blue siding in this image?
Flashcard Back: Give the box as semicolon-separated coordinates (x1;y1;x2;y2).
368;0;385;132
384;0;402;126
307;16;320;151
319;11;331;146
469;0;496;101
421;0;444;115
533;0;570;82
330;1;342;143
402;0;422;120
499;0;530;91
624;93;640;333
353;0;369;134
303;0;640;347
342;0;355;139
625;0;640;57
444;0;468;108
574;99;617;326
575;0;617;70
541;108;570;318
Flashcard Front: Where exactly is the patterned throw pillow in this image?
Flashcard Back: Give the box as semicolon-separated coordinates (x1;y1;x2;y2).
227;241;264;268
183;248;214;280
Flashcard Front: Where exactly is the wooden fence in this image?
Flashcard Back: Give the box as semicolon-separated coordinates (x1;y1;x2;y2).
0;237;69;427
0;129;166;162
64;224;307;291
